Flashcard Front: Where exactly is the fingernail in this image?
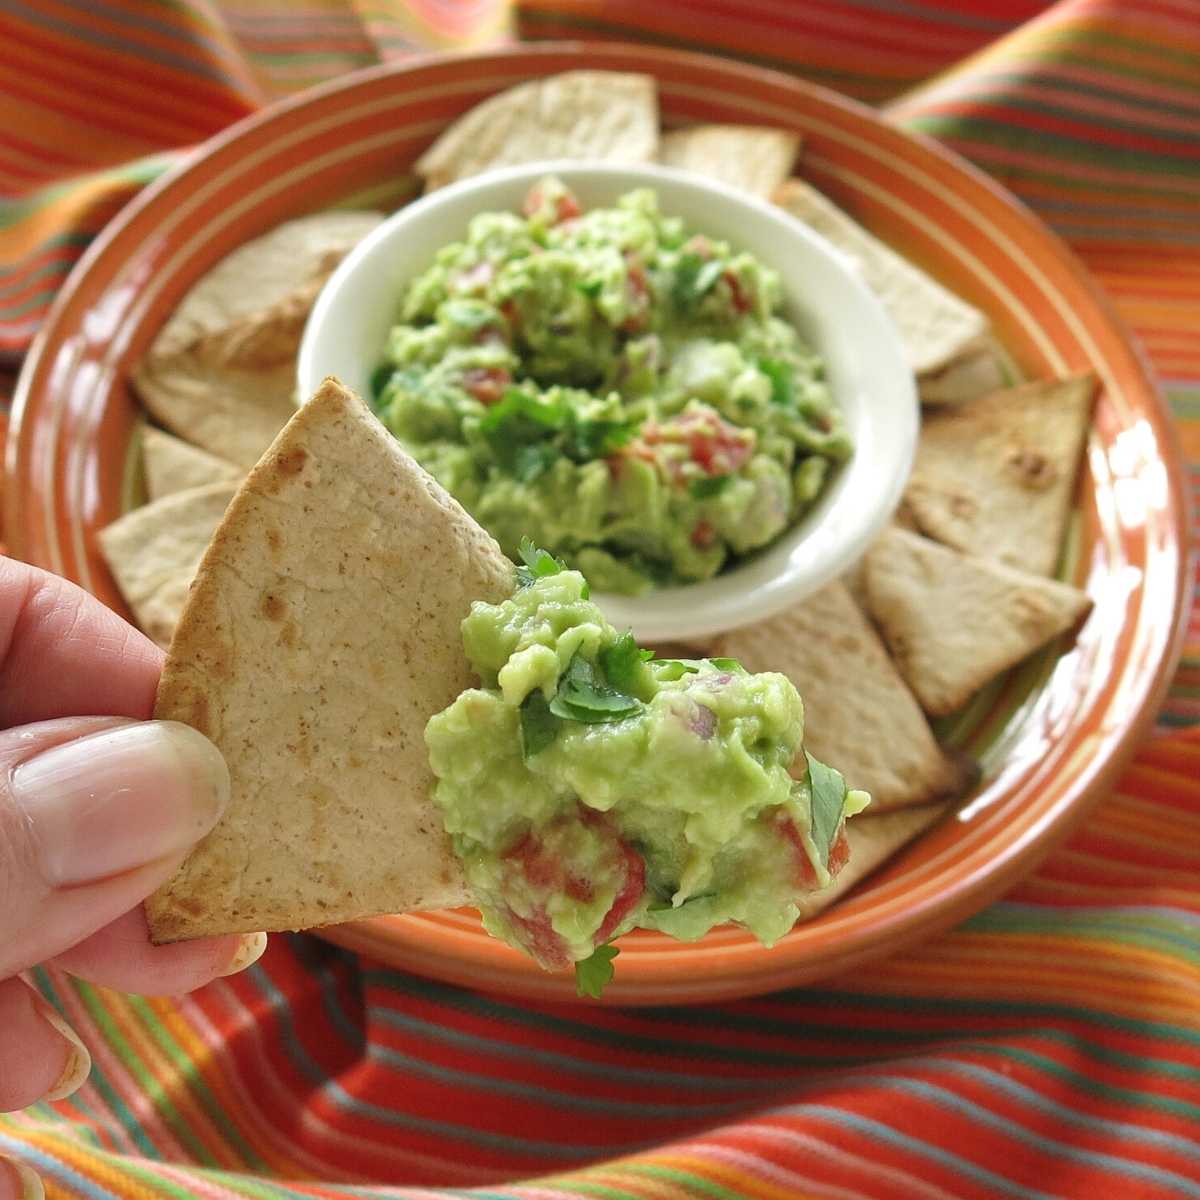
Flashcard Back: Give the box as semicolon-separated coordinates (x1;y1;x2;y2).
0;1156;44;1200
218;932;268;977
35;1002;91;1102
12;722;230;887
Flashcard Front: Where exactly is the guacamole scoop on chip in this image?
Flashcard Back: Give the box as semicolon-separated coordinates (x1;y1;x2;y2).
426;542;870;996
374;176;850;594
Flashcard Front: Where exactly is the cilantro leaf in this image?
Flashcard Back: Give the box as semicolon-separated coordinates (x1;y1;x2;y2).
653;659;702;682
562;416;639;463
576;278;604;298
707;657;746;673
519;689;559;758
515;538;568;588
513;442;559;483
805;751;850;870
759;356;795;407
574;944;619;998
598;632;654;695
672;253;724;311
688;474;732;499
550;653;642;723
480;387;566;471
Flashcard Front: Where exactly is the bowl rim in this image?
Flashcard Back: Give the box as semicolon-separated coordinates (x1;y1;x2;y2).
4;41;1192;1005
298;157;919;642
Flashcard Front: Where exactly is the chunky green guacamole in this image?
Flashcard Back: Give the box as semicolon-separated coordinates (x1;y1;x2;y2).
375;177;850;594
425;544;869;994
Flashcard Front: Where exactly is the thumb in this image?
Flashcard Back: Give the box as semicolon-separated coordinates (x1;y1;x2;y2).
0;717;229;977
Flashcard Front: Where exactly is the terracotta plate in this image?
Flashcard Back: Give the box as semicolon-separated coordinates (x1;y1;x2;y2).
6;44;1189;1005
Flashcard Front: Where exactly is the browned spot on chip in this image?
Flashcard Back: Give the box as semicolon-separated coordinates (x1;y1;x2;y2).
1006;446;1058;490
266;528;282;552
276;448;308;476
280;621;298;648
261;593;287;622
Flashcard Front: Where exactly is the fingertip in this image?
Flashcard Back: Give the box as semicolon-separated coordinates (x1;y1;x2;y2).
217;932;268;978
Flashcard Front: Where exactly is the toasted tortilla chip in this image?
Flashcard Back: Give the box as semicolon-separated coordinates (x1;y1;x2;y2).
146;378;514;943
415;71;658;190
147;212;384;359
98;483;237;650
133;212;383;467
864;528;1092;717
918;337;1015;406
773;179;988;377
142;427;241;501
904;374;1097;578
658;124;800;198
712;581;970;811
796;803;948;919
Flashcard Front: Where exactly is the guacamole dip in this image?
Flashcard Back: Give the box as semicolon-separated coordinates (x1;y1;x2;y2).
375;177;850;594
425;543;869;994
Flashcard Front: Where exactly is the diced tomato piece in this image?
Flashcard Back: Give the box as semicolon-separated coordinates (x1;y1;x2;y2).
683;414;754;476
499;299;520;332
621;257;651;333
724;269;752;315
595;840;646;945
507;907;571;969
522;182;583;223
776;811;819;890
691;520;716;549
827;828;850;877
461;366;511;405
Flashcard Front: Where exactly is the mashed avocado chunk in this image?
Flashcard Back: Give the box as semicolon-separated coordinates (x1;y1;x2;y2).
376;177;850;594
425;543;869;994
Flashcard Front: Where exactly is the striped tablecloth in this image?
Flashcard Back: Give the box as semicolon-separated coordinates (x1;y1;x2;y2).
1;3;1198;1198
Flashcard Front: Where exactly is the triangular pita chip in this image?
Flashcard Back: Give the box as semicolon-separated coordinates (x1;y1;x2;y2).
773;179;988;376
795;803;948;920
864;528;1092;717
147;212;385;359
712;581;971;811
98;482;237;650
133;211;384;467
658;124;800;198
415;71;658;191
918;337;1013;406
904;374;1096;577
142;427;241;501
146;378;514;943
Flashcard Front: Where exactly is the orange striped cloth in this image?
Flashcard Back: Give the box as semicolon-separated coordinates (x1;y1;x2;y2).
1;3;1199;1199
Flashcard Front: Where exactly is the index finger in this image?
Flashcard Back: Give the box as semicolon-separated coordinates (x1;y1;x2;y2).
0;558;162;727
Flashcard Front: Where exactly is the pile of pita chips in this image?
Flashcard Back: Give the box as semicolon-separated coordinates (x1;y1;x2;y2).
863;528;1092;717
658;124;800;197
904;374;1097;577
133;211;383;468
98;482;238;650
713;581;971;811
415;72;659;191
146;379;514;943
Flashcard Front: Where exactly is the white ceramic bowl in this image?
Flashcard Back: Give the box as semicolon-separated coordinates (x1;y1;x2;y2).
299;161;917;642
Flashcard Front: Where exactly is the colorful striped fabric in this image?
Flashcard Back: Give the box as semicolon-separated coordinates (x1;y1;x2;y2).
2;2;1199;1198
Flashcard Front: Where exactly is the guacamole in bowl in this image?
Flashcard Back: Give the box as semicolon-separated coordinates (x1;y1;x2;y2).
373;177;850;594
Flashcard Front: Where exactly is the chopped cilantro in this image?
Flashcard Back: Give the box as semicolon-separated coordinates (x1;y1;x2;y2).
519;690;559;759
672;253;723;311
550;653;642;723
480;387;565;472
515;537;567;588
574;944;619;998
513;442;559;483
688;474;732;499
599;632;654;695
562;416;639;463
759;356;795;407
369;363;395;412
805;751;850;870
575;278;604;298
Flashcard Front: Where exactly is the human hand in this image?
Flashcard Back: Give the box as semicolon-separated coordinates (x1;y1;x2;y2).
0;557;265;1184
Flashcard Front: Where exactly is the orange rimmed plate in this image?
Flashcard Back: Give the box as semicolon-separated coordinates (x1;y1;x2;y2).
5;44;1190;1005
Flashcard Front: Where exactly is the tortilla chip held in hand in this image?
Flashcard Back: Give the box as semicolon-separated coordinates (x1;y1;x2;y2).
146;378;514;943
